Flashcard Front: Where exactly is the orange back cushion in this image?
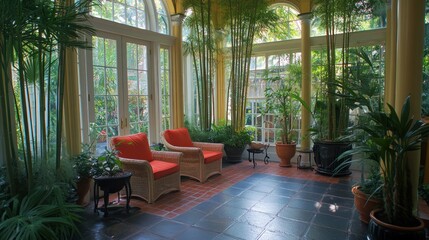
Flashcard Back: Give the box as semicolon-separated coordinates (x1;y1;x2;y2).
111;133;153;162
163;128;194;147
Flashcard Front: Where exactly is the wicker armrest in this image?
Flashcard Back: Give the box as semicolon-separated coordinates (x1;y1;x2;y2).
193;142;224;152
118;157;153;177
152;150;182;164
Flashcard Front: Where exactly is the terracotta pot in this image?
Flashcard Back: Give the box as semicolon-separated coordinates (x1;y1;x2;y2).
367;209;426;240
276;142;296;167
352;186;382;224
76;177;91;206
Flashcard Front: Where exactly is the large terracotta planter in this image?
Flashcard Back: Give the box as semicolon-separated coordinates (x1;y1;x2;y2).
352;186;382;224
276;142;296;167
313;141;352;176
367;209;426;240
76;177;91;206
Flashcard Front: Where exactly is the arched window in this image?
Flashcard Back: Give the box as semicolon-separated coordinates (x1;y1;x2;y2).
91;0;170;34
254;4;300;43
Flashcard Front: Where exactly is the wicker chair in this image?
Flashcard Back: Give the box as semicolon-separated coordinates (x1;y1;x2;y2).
161;128;223;183
111;133;182;203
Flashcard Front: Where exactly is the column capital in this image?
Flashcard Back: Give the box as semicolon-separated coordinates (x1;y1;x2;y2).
171;13;185;24
298;12;313;21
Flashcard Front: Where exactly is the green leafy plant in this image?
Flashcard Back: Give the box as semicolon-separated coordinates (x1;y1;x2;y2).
264;64;303;144
212;124;254;148
90;148;123;177
338;96;429;226
0;185;82;240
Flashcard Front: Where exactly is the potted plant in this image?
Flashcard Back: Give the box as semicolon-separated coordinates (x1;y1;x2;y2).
311;0;374;176
212;123;254;162
264;64;302;167
351;167;383;224
339;96;429;239
72;144;94;206
91;148;132;217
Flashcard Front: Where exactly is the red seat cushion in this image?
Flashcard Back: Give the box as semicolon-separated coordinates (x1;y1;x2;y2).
111;133;153;162
203;150;223;164
163;128;194;147
150;160;180;180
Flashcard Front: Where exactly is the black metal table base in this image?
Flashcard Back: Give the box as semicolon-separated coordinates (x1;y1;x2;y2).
93;173;132;217
247;145;270;168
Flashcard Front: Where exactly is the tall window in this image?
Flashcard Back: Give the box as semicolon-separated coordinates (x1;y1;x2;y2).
80;0;173;146
160;47;171;131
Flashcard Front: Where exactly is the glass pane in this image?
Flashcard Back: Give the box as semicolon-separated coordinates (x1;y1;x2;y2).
93;67;105;95
130;122;139;134
114;3;126;24
128;70;138;94
126;0;135;7
127;43;137;69
137;10;146;29
138;45;147;70
94;96;106;126
128;96;138;122
106;68;118;94
139;96;148;122
92;37;105;66
139;71;148;95
127;7;137;27
106;96;118;125
105;39;117;67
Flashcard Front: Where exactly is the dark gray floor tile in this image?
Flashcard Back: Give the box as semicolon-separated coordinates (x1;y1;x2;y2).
312;213;349;232
174;209;207;225
193;200;222;213
148;220;188;238
261;194;291;204
318;202;353;219
222;187;246;196
211;192;235;203
222;196;258;210
322;195;354;208
213;233;240;240
224;222;264;240
271;187;297;197
288;198;321;211
278;207;315;222
294;191;323;201
238;189;268;201
280;182;305;191
126;231;169;240
305;224;348;240
102;222;141;239
195;214;236;233
233;181;253;189
175;226;219;240
238;210;274;227
258;230;300;240
249;185;275;193
124;213;164;228
266;217;309;237
212;205;248;220
326;188;354;198
349;219;368;236
251;201;285;215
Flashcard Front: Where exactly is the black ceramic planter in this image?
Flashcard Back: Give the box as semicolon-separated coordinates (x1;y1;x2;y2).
367;209;426;240
224;145;246;163
313;141;352;176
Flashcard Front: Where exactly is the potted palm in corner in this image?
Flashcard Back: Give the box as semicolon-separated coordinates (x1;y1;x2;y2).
264;64;302;167
339;96;429;239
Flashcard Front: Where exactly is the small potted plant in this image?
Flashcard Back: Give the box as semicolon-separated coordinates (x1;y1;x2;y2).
264;64;303;167
212;123;254;162
73;144;95;205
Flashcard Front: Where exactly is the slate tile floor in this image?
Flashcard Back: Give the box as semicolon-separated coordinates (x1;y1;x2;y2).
74;160;367;240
